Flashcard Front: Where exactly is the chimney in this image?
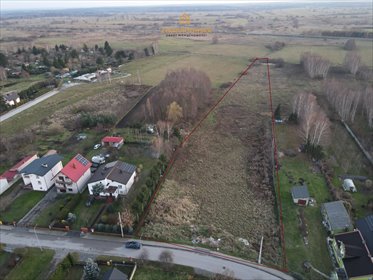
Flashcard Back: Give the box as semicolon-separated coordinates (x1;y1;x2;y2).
72;163;76;169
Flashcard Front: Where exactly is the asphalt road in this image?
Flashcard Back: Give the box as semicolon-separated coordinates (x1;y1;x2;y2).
0;226;292;280
0;82;80;123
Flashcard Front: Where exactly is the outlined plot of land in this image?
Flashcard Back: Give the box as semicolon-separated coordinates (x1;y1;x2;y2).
138;58;287;271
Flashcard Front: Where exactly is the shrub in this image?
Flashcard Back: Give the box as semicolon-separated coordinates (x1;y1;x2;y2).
104;224;112;232
97;223;104;232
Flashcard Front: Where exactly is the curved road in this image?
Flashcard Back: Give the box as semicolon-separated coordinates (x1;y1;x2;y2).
0;226;292;280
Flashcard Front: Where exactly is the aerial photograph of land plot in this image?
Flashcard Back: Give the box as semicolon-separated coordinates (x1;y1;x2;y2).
0;0;372;279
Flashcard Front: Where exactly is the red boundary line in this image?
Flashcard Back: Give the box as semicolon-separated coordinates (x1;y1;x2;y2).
135;57;288;272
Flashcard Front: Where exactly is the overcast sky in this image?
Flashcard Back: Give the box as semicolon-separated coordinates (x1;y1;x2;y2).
1;0;370;11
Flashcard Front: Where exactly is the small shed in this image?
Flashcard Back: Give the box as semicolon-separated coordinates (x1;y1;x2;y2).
291;185;310;206
343;179;357;192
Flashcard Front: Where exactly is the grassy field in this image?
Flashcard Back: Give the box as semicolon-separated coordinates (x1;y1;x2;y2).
0;75;47;94
0;191;45;223
0;81;119;136
4;247;54;280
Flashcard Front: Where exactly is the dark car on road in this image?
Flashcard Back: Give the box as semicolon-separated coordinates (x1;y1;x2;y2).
125;241;141;249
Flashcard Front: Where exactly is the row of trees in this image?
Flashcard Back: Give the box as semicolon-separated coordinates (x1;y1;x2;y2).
292;92;330;147
301;52;330;79
324;79;373;127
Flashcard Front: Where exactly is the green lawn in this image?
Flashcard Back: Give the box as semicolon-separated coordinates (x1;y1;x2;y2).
0;191;45;223
5;247;54;280
33;190;104;230
70;191;105;230
276;125;333;279
0;74;47;94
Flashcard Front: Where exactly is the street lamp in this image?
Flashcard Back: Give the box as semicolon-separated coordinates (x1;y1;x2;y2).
33;224;43;251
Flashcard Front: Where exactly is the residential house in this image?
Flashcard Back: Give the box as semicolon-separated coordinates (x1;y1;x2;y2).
20;154;63;191
3;91;20;106
1;154;39;182
356;215;373;255
55;154;92;194
342;179;357;192
321;201;353;234
87;161;136;199
291;185;310;206
327;230;373;280
101;136;124;149
0;176;9;195
102;268;128;280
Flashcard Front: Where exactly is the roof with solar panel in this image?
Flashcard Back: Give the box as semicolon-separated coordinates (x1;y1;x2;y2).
87;161;136;185
60;154;92;182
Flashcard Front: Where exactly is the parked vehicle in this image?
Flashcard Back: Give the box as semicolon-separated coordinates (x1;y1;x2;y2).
93;144;101;150
125;241;141;249
91;155;105;164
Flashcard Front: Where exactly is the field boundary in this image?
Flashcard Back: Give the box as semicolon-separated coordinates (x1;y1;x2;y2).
134;57;287;272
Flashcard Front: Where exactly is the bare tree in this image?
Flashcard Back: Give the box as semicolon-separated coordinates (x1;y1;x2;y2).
363;87;373;128
158;250;173;270
138;249;149;266
0;66;7;81
344;39;357;50
324;79;362;123
344;52;361;76
119;209;134;229
301;52;330;79
293;93;330;145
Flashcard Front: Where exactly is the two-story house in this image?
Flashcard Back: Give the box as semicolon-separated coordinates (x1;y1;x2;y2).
87;161;136;199
20;154;63;191
55;154;92;194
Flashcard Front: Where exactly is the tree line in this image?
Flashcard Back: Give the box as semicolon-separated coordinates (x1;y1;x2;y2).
324;79;373;128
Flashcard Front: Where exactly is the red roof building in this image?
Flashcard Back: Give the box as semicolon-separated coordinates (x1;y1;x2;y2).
1;154;38;182
55;154;92;194
101;136;124;149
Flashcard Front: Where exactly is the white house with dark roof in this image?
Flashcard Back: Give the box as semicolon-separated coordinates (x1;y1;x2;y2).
87;161;136;199
3;91;20;106
20;154;63;191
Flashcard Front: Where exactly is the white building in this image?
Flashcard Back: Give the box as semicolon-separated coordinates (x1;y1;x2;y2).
342;179;357;192
87;161;136;199
3;91;20;106
20;154;63;191
0;176;9;195
55;154;92;194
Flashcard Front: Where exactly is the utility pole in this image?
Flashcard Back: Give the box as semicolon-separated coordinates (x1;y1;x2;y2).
258;236;264;264
34;224;43;251
118;212;124;238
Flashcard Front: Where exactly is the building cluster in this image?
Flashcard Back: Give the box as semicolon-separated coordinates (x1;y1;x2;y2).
0;136;136;199
290;183;373;279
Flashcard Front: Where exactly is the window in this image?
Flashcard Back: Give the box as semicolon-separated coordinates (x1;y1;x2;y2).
59;176;64;180
36;176;40;179
68;188;73;192
118;185;122;189
38;181;41;185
